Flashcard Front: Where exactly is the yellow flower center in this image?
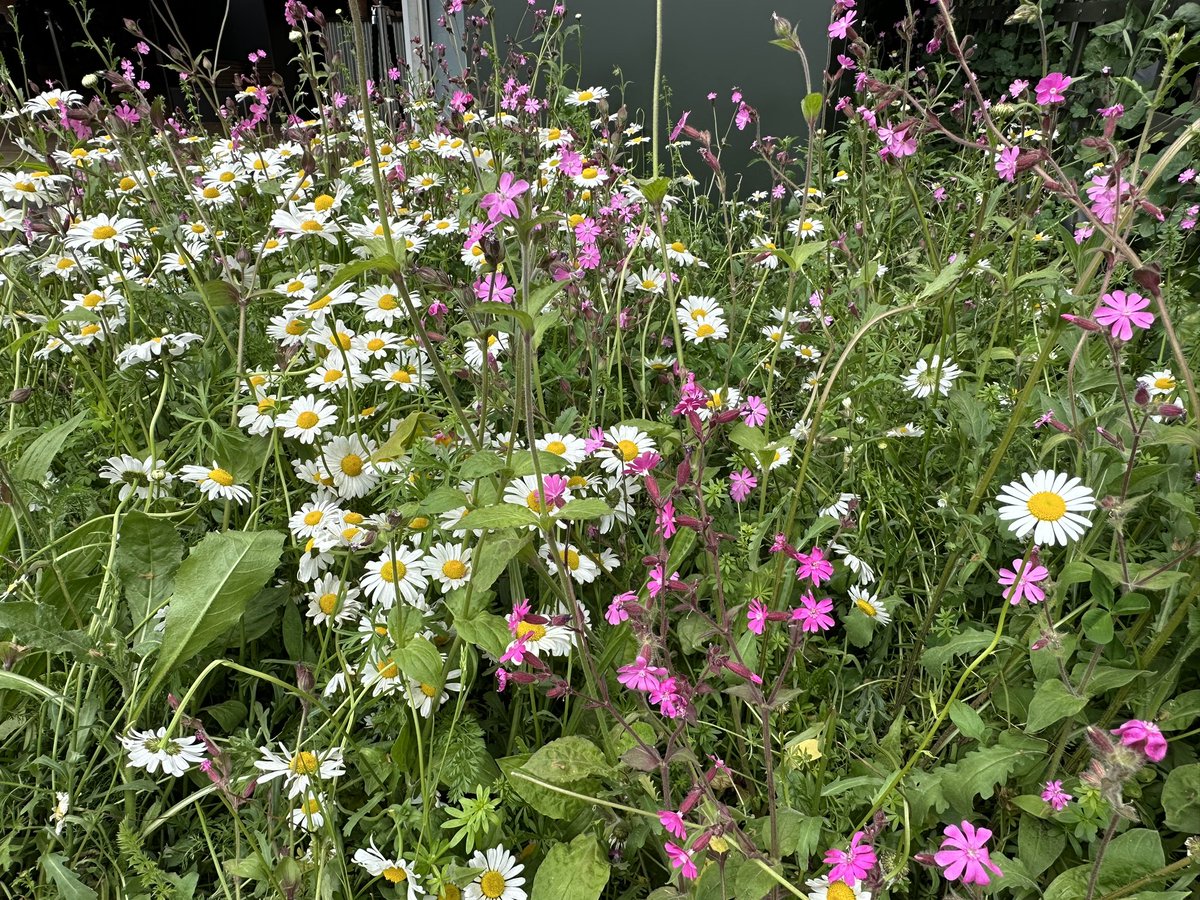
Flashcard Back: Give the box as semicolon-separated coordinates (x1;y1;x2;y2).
285;319;307;336
577;90;594;102
334;452;364;478
409;516;429;529
323;369;343;384
419;682;437;698
314;194;334;211
567;475;588;489
202;186;220;199
1026;491;1067;522
257;398;276;414
79;323;101;336
391;369;412;383
383;865;407;883
300;219;323;232
118;176;137;191
81;292;102;308
1154;376;1176;390
286;280;306;293
377;293;398;310
581;166;598;180
318;593;338;614
695;323;715;338
343;512;364;525
303;510;324;526
376;659;399;679
300;797;321;814
690;308;708;321
670;241;686;253
331;332;352;350
547;128;561;140
56;258;75;269
545;440;567;455
379;560;406;583
208;468;235;486
442;559;467;580
442;885;462;900
14;180;35;192
480;871;507;899
525;490;543;512
289;751;319;775
800;221;813;231
307;295;332;310
367;338;386;352
564;549;580;570
296;411;320;429
91;225;117;240
516;621;547;642
855;599;878;618
828;882;856;900
190;223;206;234
617;439;640;461
47;96;61;108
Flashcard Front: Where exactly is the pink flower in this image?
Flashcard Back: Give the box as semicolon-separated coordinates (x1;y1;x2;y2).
824;831;877;883
1098;103;1124;119
650;677;686;718
656;501;678;538
741;396;768;427
795;546;834;586
480;172;529;222
828;10;856;38
734;102;754;130
995;145;1019;182
1086;174;1131;224
1111;720;1168;762
1041;780;1073;811
669;111;691;142
934;821;1003;886
998;557;1049;605
1034;72;1071;105
606;591;636;625
1179;168;1196;184
1074;224;1094;244
729;468;758;503
792;593;835;632
747;598;769;635
1094;289;1154;341
473;271;515;305
1009;78;1029;96
664;841;697;879
499;634;529;666
618;655;666;692
658;810;687;839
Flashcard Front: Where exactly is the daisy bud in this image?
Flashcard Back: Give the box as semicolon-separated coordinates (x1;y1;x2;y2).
289;29;303;41
295;662;314;695
81;73;99;88
1061;313;1103;332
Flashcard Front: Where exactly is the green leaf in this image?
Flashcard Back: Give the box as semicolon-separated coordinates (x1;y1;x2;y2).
475;302;534;332
936;732;1040;813
1159;690;1200;732
458;504;538;530
948;699;987;740
115;511;183;642
0;670;71;709
324;255;401;293
146;530;283;699
1082;608;1114;644
522;736;611;783
636;176;670;206
531;834;610;900
786;240;827;272
554;498;614;521
1027;680;1088;732
801;92;823;123
374;411;438;463
509;450;571;477
524;280;565;318
499;755;583;820
1046;830;1164;899
394;636;443;688
1018;814;1066;878
0;602;95;658
14;411;88;483
450;606;511;659
1163;763;1200;832
200;279;240;308
459;450;506;479
765;809;823;861
729;423;768;454
40;853;97;900
733;858;776;900
468;532;530;595
920;629;999;673
420;487;469;515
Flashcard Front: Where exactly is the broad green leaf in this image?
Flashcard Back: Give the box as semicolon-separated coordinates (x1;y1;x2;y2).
756;809;823;861
115;511;183;642
1163;763;1200;832
394;636;443;689
374;411;438;463
948;699;987;740
468;532;530;595
1045;829;1164;900
146;530;284;700
450;607;511;659
40;853;97;900
1027;679;1087;732
509;450;571;477
920;629;998;673
524;279;565;318
531;834;610;900
937;732;1040;813
1018;814;1066;878
325;255;401;293
200;279;239;308
1082;608;1114;644
801;91;823;122
419;487;468;515
0;670;72;710
733;857;776;900
729;423;768;454
14;411;88;483
0;602;95;658
459;450;506;479
499;755;583;820
475;302;534;332
554;498;613;521
1160;690;1200;731
458;504;538;530
637;176;670;205
521;736;611;783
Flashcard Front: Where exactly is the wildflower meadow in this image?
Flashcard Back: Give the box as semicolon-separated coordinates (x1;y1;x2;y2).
2;0;1200;897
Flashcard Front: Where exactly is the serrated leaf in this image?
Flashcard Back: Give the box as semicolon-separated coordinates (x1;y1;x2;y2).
40;853;97;900
419;486;469;516
145;530;283;701
531;834;610;900
0;602;95;658
937;734;1039;813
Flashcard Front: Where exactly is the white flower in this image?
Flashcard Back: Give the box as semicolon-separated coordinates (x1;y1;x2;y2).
290;793;328;832
406;668;462;717
120;727;206;777
424;542;472;593
806;875;872;900
820;492;858;519
321;435;381;499
600;425;655;474
535;432;587;466
565;86;608;106
886;422;925;438
50;791;70;835
1139;369;1176;397
361;546;429;608
996;469;1096;546
903;355;962;399
352;838;425;899
787;217;825;239
179;461;252;504
831;542;875;584
98;454;173;501
65;214;144;252
541;542;600;584
277;394;338;444
849;586;890;625
253;744;346;799
305;574;362;625
465;845;526;900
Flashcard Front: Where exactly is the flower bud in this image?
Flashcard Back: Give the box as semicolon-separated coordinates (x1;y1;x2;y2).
1061;313;1103;332
1158;403;1186;419
81;73;98;88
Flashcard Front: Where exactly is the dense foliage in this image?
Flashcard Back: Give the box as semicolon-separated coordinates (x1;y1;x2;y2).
1;0;1200;897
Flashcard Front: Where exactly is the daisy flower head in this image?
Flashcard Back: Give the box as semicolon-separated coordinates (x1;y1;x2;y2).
465;845;526;900
277;394;338;444
904;355;962;398
179;461;253;504
253;744;346;799
424;542;472;593
1139;369;1177;397
996;469;1096;546
321;434;381;499
806;875;872;900
600;425;656;474
536;432;587;466
353;838;425;899
542;542;601;584
305;573;362;625
290;793;328;832
886;422;924;438
565;86;608;106
66;213;144;252
849;585;890;624
788;217;825;240
685;316;729;343
119;727;206;777
406;668;462;717
361;545;429;609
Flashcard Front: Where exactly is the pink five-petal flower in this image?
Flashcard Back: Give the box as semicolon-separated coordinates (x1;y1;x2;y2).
1041;780;1073;811
617;655;665;692
934;821;1003;886
658;809;687;839
996;145;1019;182
997;557;1050;605
664;841;697;879
828;10;856;38
824;831;876;883
741;395;768;427
796;546;835;586
792;592;836;632
479;171;529;222
1034;72;1071;105
1112;719;1168;762
1094;289;1154;341
729;467;758;503
747;598;769;635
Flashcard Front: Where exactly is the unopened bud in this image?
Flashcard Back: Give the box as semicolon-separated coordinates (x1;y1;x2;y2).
773;12;794;38
8;387;32;405
1134;384;1150;406
1061;313;1103;332
81;73;99;89
295;663;314;695
1158;403;1186;419
1133;264;1162;296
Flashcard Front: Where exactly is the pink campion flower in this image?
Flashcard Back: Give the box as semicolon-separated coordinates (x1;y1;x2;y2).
1094;289;1154;341
480;172;529;222
650;677;686;718
618;655;666;692
473;271;515;305
995;146;1019;182
825;831;877;883
1074;224;1095;243
499;634;530;666
1179;168;1196;183
574;217;601;244
770;533;793;554
583;426;605;455
998;557;1050;605
734;102;754;130
507;598;532;632
741;396;768;427
792;593;836;632
1098;103;1124;119
656;501;678;538
659;810;687;839
934;821;1003;886
795;546;834;586
729;468;758;503
450;89;473;112
664;842;698;879
558;148;584;178
1034;72;1071;105
135;40;150;55
648;564;678;598
669;111;691;142
1183;204;1200;230
829;9;857;38
1111;720;1168;762
747;598;769;635
1086;174;1132;224
1041;780;1073;811
731;88;743;104
837;53;856;69
606;591;636;625
1009;78;1029;96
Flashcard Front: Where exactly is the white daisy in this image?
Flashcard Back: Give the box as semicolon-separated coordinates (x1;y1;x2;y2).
600;425;655;474
541;542;600;584
179;461;253;504
465;845;526;900
360;546;429;609
886;422;925;438
424;542;472;593
288;496;342;539
806;875;872;900
253;744;346;799
535;432;587;466
353;839;424;898
849;586;890;625
321;435;381;499
564;86;608;106
119;727;206;777
903;355;962;399
995;469;1096;546
305;573;362;626
406;668;462;717
277;395;338;444
290;793;328;832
